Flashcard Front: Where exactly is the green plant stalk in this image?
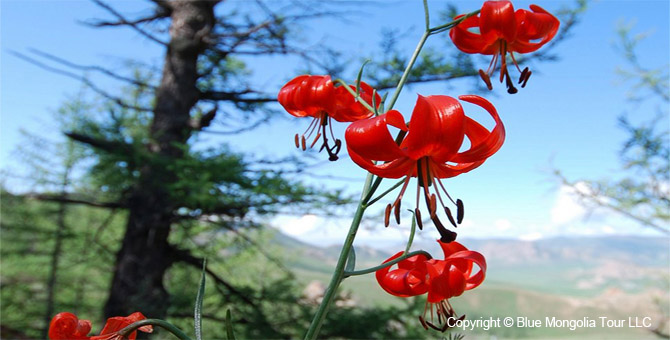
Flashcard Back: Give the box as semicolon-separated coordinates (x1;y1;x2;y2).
385;30;429;112
335;79;376;113
304;172;375;340
118;319;193;340
343;250;432;278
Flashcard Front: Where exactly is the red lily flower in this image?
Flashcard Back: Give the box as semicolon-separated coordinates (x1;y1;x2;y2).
49;313;92;340
376;241;486;332
48;312;152;340
278;75;381;161
91;312;153;340
449;1;560;93
345;95;504;242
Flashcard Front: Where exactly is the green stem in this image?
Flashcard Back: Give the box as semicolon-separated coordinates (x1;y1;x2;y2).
428;9;480;35
385;30;429;112
334;79;376;114
343;250;432;277
366;178;406;207
118;319;193;340
404;212;418;255
304;173;375;340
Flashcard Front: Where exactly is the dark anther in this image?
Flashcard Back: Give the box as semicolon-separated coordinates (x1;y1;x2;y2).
333;139;342;154
384;204;392;227
414;208;423;230
520;70;532;88
505;73;518;94
479;69;493;90
301;135;307;151
456;199;464;224
518;67;529;84
433;215;457;243
418;316;429;330
394;201;401;224
445;207;458;228
294;134;300;148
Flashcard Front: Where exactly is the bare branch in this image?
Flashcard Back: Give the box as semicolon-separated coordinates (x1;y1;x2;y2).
10;50;153;112
199;90;276;103
29;49;157;89
555;171;669;234
64;132;132;154
87;0;168;45
24;193;125;209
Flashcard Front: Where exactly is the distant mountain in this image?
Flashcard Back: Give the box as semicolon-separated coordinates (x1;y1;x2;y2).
274;231;669;295
408;235;669;267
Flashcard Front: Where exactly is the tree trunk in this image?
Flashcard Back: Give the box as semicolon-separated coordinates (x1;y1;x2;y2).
104;0;217;322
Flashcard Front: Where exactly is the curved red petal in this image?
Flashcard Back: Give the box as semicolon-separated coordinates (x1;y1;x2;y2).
346;110;415;178
425;262;466;302
510;5;560;53
376;252;429;297
444;250;487;291
452;95;505;163
97;312;151;340
480;0;517;43
401;95;466;162
449;15;497;54
429;157;485;179
277;75;334;118
439;240;468;257
48;312;92;340
330;81;379;122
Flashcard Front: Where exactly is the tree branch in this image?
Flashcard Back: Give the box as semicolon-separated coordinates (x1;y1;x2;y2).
87;0;169;45
65;132;132;154
28;49;157;89
25;193;125;209
10;50;153;112
199;90;276;103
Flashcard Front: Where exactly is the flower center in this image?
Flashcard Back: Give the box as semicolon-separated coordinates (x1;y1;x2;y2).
418;299;464;332
294;111;342;161
479;40;532;94
383;157;464;243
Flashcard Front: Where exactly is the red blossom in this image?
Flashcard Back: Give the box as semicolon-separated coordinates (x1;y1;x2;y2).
375;241;486;332
48;312;152;340
449;1;560;93
278;74;381;161
49;313;92;340
345;95;504;241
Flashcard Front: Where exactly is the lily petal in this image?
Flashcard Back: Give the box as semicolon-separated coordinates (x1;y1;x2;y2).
480;0;517;43
49;313;92;340
401;95;466;162
451;95;505;163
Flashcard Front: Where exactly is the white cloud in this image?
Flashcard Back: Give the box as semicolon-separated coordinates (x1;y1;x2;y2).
494;218;512;231
519;232;543;241
274;214;319;237
550;182;591;225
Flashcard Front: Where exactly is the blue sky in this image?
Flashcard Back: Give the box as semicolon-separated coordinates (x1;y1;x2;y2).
1;0;668;247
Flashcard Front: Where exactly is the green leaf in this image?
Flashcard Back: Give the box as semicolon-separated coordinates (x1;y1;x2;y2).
225;309;236;340
355;59;371;96
194;259;207;340
344;246;356;272
404;210;417;255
